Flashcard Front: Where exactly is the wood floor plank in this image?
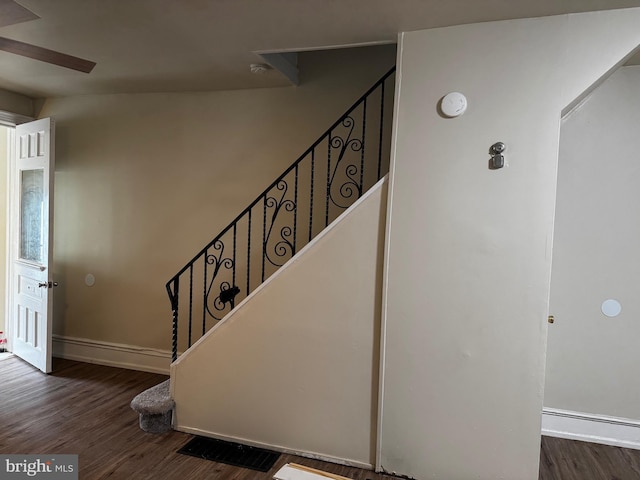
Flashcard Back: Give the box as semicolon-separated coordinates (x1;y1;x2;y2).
539;435;640;480
3;356;640;479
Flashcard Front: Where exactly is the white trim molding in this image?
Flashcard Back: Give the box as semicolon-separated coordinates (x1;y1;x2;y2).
542;407;640;450
52;335;171;375
0;109;33;126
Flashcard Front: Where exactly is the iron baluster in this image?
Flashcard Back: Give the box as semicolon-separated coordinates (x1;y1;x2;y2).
293;164;298;255
172;307;178;362
326;132;331;228
188;265;193;348
247;209;252;297
262;195;267;282
378;81;385;180
170;278;179;362
202;249;207;336
360;99;367;196
309;149;315;242
232;223;237;289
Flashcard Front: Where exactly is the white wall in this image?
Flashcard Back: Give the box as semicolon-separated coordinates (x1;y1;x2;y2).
546;66;640;420
172;179;388;467
36;45;395;358
0;126;7;335
380;10;640;480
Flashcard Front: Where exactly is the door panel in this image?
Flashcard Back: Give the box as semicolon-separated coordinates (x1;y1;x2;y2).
10;118;55;373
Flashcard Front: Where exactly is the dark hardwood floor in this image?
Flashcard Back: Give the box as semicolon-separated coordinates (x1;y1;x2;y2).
0;356;399;479
2;356;640;479
540;435;640;480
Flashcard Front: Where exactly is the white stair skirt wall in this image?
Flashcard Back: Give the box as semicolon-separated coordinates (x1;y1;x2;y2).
171;177;388;468
542;408;640;450
52;335;171;374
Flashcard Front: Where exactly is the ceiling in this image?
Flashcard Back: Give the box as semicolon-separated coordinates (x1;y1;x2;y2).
2;0;640;99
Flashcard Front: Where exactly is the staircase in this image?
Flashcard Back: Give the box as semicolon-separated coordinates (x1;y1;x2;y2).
132;67;395;437
165;67;396;362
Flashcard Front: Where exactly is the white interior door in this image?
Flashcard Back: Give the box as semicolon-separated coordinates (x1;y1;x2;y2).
10;118;55;373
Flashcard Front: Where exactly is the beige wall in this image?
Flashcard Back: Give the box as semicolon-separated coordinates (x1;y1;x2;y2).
546;66;640;420
380;10;640;480
37;45;396;352
0;89;33;119
172;178;387;466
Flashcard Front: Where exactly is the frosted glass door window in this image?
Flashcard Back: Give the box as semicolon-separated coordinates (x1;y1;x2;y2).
20;169;44;263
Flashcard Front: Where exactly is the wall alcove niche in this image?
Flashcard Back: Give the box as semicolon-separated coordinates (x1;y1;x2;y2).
544;51;640;449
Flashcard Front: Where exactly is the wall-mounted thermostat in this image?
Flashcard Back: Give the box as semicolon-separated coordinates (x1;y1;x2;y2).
441;92;467;117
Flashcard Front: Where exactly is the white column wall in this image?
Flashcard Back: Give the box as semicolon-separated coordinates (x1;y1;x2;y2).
379;9;640;480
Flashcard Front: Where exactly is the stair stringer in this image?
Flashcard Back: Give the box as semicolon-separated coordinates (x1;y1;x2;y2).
170;176;388;468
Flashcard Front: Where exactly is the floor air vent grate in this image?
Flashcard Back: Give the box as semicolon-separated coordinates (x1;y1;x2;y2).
177;436;281;472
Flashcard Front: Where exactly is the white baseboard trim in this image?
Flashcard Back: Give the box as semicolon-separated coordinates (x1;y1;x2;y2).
175;425;373;470
542;407;640;450
52;334;171;375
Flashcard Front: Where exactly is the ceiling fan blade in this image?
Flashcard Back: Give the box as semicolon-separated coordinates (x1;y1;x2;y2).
0;0;39;28
0;36;96;73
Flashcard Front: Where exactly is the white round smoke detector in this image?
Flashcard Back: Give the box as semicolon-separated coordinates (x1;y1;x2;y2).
441;92;468;118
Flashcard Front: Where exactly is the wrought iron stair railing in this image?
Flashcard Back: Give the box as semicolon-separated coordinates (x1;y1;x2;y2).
167;66;396;361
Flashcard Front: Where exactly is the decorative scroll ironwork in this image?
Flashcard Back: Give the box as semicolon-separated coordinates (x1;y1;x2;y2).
264;180;297;268
219;285;241;305
328;116;364;210
204;240;236;321
166;66;396;362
